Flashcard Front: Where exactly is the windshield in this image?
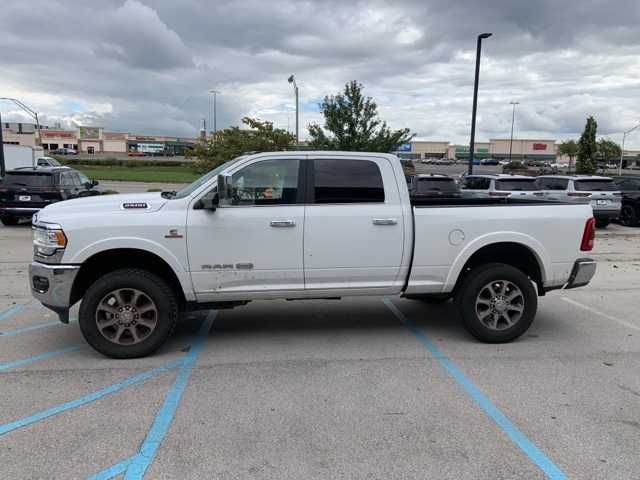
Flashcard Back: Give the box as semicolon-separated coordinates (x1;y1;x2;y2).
1;173;53;187
416;178;458;193
172;156;246;199
574;179;617;191
495;179;538;191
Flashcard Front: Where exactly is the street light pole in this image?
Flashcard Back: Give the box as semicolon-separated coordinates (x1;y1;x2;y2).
209;90;220;141
288;75;299;145
468;33;492;175
508;101;519;163
0;110;5;177
0;97;42;147
619;122;640;176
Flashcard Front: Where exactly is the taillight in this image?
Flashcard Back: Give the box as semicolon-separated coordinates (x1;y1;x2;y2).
580;217;596;251
568;192;591;197
489;191;510;197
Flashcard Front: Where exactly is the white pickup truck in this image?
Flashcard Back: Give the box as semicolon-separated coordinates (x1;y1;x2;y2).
29;152;597;358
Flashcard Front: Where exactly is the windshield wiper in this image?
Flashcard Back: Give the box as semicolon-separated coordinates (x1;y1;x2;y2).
161;190;177;199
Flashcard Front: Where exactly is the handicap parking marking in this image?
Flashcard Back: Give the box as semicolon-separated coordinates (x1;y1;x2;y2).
383;298;568;480
0;358;183;437
89;311;216;480
0;344;86;372
0;303;27;322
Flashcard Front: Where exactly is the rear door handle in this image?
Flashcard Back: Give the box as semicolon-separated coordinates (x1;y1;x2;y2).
270;220;296;227
372;218;397;226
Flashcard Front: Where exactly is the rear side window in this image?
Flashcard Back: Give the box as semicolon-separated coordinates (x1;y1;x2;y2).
536;178;569;190
1;173;53;187
574;180;617;191
313;159;385;203
495;179;538;191
416;178;458;193
462;177;491;190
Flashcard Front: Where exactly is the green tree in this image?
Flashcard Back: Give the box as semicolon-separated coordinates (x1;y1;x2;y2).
308;80;413;152
596;138;621;166
190;117;295;173
576;116;598;174
558;139;578;173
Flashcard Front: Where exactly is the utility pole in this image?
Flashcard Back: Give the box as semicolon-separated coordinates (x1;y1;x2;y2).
468;33;492;175
620;122;640;176
209;90;220;140
288;75;299;145
508;101;519;162
0;110;5;177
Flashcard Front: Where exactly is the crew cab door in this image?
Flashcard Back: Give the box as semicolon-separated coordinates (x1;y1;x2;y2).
303;156;405;292
187;157;305;300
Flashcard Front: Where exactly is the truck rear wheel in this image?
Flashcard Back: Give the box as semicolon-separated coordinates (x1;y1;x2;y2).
79;268;178;358
456;263;537;343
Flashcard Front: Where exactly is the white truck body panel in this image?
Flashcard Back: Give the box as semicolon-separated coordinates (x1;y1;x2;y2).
32;151;594;308
2;144;44;171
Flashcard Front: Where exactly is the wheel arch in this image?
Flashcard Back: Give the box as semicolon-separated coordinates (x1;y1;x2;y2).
70;248;189;308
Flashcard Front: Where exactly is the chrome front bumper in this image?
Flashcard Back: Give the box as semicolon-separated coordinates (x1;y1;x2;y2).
565;258;596;289
28;261;80;323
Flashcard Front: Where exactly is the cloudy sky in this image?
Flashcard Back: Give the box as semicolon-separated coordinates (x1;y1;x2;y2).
2;0;640;146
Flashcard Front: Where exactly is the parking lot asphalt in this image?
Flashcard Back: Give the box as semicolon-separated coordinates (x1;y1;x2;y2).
1;221;639;479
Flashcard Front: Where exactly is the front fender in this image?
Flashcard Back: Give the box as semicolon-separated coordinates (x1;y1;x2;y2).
443;232;550;292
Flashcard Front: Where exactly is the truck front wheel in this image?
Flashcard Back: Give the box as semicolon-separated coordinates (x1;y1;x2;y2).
79;268;178;358
456;263;537;343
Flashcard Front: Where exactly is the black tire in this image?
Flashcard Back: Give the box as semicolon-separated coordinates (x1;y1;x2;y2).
79;268;178;358
455;263;537;343
595;219;610;229
0;215;19;226
620;205;639;227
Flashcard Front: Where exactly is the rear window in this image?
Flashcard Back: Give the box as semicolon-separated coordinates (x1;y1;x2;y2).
313;159;385;203
416;178;458;193
574;180;617;191
495;179;538;191
1;173;53;187
536;178;569;190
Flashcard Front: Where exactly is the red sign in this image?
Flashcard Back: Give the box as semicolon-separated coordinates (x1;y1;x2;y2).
104;132;127;140
42;130;76;139
533;143;548;151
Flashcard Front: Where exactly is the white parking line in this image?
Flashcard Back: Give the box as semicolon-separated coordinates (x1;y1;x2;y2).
561;296;640;332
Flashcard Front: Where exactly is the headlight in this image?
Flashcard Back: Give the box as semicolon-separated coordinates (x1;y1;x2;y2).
33;225;67;256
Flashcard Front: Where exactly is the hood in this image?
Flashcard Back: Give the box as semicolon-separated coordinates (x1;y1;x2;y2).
35;192;168;223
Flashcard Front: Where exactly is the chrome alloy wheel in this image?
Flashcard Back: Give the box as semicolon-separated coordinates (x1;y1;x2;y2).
475;280;524;331
95;288;158;345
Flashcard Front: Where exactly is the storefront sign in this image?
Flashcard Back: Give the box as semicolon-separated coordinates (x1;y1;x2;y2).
533;143;548;150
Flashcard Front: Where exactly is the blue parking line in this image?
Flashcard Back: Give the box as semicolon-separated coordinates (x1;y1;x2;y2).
0;303;26;322
0;358;183;437
0;320;62;336
88;455;136;480
383;299;567;480
123;312;215;479
0;344;85;372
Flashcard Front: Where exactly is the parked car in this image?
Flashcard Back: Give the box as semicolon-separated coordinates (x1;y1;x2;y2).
36;156;62;167
536;175;621;228
480;158;499;166
433;158;455;166
612;176;640;226
536;175;622;228
0;167;99;225
407;174;462;199
29;151;596;358
51;148;77;155
459;174;543;199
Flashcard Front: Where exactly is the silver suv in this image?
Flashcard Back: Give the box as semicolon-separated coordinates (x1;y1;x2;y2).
460;174;543;199
536;175;621;228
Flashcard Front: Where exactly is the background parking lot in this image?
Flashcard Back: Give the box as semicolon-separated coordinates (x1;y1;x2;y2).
1;215;640;479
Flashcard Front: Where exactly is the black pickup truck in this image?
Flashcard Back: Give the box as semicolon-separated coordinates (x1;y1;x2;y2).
0;167;99;225
613;176;640;226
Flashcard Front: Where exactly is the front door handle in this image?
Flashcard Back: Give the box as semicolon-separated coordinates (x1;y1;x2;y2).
372;218;397;226
270;220;296;227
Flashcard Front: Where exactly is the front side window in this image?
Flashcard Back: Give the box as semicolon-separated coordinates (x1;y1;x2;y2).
313;159;384;203
231;159;300;205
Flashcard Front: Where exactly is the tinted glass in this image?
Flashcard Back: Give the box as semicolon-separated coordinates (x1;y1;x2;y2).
77;172;91;185
1;173;53;187
313;159;384;203
463;177;491;190
232;159;299;205
495;179;538;191
416;178;458;193
71;172;81;185
60;172;74;186
574;180;617;191
536;178;569;190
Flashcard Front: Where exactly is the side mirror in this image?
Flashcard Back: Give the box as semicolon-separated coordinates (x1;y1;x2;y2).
91;179;99;187
195;192;219;211
217;174;233;207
